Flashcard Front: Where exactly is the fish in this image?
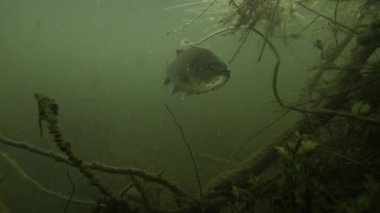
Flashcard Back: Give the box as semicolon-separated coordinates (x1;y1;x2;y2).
164;46;230;97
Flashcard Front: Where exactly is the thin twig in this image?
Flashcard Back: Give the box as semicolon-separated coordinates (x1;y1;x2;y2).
119;184;133;198
300;32;354;99
233;110;291;158
180;27;234;46
165;1;208;10
64;169;75;213
296;72;380;108
316;148;359;164
248;26;380;126
167;0;218;35
269;22;380;126
131;177;152;212
333;0;341;46
276;15;320;39
164;104;203;197
0;151;94;205
296;1;358;35
229;31;251;64
250;28;280;60
269;45;380;125
258;0;280;62
286;107;380;125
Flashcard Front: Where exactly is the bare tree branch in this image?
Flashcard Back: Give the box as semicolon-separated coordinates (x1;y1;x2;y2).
0;134;194;202
0;151;94;205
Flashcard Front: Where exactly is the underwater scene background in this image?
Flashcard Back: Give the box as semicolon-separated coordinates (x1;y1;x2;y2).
0;0;379;212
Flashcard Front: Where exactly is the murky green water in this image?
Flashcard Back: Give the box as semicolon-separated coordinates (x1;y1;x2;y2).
1;0;365;212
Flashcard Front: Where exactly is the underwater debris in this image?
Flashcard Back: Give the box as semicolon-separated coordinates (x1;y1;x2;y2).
34;93;131;211
0;150;94;205
35;93;58;137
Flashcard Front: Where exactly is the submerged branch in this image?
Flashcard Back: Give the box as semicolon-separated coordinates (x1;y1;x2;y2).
273;19;380;126
167;0;218;35
64;170;75;213
281;106;380;125
131;177;153;212
34;93;117;203
165;104;203;198
233;110;291;158
270;45;380;125
229;31;251;64
275;15;320;39
258;0;280;62
198;17;380;212
299;31;354;100
180;27;234;47
165;1;208;10
0;134;193;201
0;151;94;205
296;1;358;35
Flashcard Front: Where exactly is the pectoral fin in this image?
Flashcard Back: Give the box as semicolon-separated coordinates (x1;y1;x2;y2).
180;91;193;99
176;49;184;56
164;78;170;85
172;86;182;94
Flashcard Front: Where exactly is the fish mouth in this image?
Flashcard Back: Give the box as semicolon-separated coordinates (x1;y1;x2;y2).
195;74;229;93
207;75;228;89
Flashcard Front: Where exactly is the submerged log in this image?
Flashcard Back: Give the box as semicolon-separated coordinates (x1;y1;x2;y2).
199;19;380;211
